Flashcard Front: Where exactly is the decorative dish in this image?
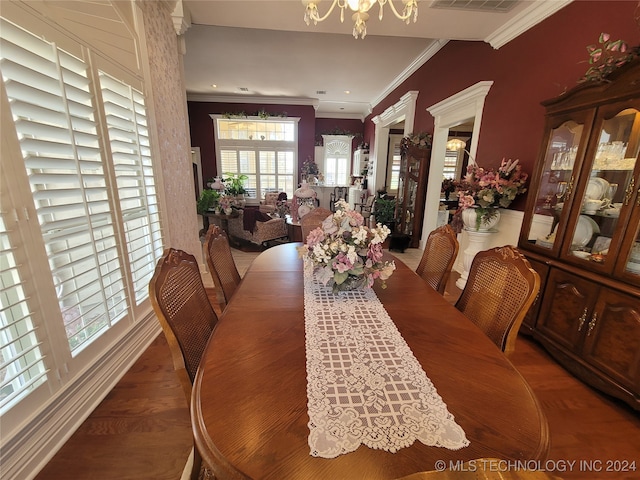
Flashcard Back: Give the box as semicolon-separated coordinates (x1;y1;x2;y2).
585;177;609;200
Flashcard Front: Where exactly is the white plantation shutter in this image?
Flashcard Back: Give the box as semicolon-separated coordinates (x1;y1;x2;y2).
0;215;48;413
2;19;127;355
99;72;163;304
0;11;165;422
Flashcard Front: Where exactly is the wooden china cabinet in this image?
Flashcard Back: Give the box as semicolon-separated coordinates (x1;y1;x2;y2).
396;144;430;248
518;59;640;410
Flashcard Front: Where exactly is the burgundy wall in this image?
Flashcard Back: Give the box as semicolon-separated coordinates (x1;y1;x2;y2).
188;102;317;187
364;1;640;210
314;118;366;150
187;102;366;189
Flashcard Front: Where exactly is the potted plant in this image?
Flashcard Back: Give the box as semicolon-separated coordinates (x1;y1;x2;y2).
223;173;248;196
197;189;221;214
374;196;396;231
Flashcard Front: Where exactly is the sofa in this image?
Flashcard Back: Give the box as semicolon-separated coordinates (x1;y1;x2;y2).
227;208;287;246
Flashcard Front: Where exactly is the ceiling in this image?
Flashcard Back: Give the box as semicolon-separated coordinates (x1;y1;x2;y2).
180;0;570;119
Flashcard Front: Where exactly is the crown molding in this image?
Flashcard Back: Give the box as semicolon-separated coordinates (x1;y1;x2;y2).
486;0;573;49
370;39;448;111
187;93;320;110
170;0;191;36
315;111;366;121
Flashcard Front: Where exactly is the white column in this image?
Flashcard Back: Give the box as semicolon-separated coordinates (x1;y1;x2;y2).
456;230;495;290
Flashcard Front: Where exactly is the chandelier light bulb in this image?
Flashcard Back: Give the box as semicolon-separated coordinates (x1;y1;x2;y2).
302;0;418;39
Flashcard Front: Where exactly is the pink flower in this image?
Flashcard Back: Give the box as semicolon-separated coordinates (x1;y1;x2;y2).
306;228;325;248
332;252;354;273
367;243;384;263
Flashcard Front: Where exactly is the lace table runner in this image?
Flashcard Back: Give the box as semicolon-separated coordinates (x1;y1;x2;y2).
304;266;470;458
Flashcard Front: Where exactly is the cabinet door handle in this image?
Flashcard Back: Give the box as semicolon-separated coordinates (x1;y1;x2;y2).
624;177;635;205
565;176;575;202
577;307;588;331
587;312;598;336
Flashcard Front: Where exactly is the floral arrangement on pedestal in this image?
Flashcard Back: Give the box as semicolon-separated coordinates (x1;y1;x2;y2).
297;200;396;293
451;158;528;233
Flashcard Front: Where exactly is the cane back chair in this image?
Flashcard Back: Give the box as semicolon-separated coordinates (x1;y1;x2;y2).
415;224;459;295
204;224;241;311
300;207;332;243
149;248;219;480
454;245;540;357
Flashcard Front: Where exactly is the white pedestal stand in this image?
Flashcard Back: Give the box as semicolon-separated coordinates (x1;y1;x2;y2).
455;229;496;290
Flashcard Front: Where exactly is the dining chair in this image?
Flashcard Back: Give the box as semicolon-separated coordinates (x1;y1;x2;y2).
204;224;242;311
300;207;332;242
415;224;459;295
455;245;540;357
149;248;219;480
329;186;348;212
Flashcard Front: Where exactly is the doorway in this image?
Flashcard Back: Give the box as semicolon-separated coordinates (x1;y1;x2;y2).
422;81;494;246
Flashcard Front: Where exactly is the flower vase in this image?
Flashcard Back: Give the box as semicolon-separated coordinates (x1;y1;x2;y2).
332;275;367;294
461;207;500;232
224;207;233;215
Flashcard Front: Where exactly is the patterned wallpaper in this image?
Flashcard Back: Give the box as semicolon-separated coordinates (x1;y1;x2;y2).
137;0;202;261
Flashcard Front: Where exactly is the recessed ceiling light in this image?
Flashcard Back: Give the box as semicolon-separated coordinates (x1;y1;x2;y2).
211;84;217;88
344;90;351;94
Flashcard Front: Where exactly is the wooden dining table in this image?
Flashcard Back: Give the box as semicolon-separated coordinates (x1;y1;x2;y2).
191;243;549;480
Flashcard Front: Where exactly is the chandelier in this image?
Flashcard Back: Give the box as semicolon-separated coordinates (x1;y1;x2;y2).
302;0;419;39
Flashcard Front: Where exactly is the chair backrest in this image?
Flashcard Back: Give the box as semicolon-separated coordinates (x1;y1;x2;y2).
300;207;332;242
415;224;459;294
204;224;241;311
455;245;540;356
149;248;218;401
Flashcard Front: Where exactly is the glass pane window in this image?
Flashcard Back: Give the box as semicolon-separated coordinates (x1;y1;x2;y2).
214;117;298;200
322;136;352;186
0;215;48;414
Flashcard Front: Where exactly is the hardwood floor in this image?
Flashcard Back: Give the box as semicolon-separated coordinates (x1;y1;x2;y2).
35;248;640;480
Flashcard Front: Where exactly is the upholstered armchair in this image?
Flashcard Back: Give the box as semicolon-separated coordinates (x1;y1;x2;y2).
259;192;280;214
227;208;287;246
259;191;288;214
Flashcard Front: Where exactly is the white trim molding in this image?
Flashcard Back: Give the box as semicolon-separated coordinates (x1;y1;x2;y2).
370;39;448;111
422;81;494;249
2;317;161;480
187;93;320;110
486;0;573;49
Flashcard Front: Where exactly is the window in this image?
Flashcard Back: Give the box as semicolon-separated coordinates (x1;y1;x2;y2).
213;117;298;200
0;16;163;417
322;135;352;186
443;149;461;180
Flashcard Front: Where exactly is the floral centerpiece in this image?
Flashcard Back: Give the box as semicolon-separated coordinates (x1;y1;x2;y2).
297;200;396;293
451;158;528;232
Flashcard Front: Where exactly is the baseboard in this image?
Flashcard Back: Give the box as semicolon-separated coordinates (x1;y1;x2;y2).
1;315;161;480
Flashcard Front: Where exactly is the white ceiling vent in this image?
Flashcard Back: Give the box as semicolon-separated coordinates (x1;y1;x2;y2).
430;0;519;13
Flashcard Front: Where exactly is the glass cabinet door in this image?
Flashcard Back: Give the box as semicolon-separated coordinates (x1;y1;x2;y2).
616;216;640;286
562;101;640;272
521;113;590;255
